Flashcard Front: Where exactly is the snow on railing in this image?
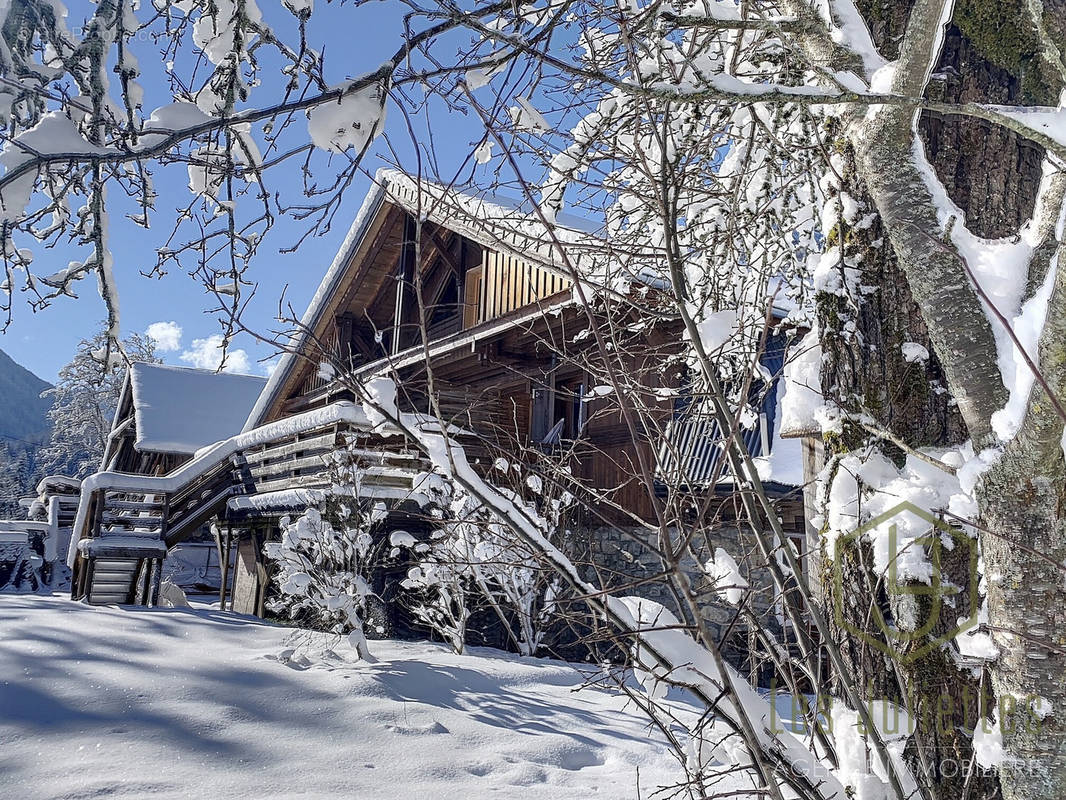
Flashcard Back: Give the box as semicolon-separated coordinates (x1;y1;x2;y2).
67;401;389;569
0;520;54;588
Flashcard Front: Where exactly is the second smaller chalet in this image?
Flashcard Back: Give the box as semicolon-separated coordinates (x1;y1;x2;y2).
105;362;267;475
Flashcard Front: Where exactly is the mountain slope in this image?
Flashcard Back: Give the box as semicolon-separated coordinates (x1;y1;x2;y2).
0;347;52;447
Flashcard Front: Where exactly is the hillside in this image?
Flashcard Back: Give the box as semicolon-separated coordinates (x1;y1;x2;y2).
0;347;52;447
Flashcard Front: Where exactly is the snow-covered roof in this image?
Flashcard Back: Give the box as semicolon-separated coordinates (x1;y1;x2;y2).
35;475;82;496
129;363;267;455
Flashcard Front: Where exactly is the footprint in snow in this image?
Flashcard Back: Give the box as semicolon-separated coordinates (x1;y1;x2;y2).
555;747;605;771
385;720;450;735
262;649;313;670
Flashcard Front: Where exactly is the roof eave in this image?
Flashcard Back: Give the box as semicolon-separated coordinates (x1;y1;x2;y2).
242;174;392;431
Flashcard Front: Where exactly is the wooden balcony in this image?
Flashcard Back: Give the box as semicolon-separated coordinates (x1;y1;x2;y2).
472;250;571;328
233;422;428;500
70;402;442;607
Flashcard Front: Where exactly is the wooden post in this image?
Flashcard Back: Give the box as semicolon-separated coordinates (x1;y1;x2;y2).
147;558;161;607
72;551;85;601
253;527;271;618
160;493;170;545
93;490;105;539
135;559;148;606
83;557;96;604
76;490;105;603
219;529;229;610
219;527;233;611
392;213;416;355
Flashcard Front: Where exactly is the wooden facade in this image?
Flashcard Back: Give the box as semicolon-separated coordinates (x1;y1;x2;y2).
257;194;795;526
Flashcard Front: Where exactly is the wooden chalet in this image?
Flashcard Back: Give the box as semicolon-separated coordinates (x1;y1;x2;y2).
67;170;807;628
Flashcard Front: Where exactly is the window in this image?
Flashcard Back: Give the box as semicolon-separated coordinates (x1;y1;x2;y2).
531;376;587;446
428;274;460;330
657;330;788;486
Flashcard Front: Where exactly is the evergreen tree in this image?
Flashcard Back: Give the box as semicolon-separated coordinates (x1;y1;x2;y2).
37;332;160;479
0;443;33;517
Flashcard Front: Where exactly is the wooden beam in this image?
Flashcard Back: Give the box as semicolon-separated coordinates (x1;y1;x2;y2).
426;226;463;279
254;528;269;618
219;528;232;611
135;559;148;606
81;558;95;603
392;213;417;355
335;204;403;313
147;558;161;607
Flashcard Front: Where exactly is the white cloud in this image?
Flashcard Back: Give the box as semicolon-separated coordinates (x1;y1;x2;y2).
146;321;183;352
261;358;281;378
179;334;253;374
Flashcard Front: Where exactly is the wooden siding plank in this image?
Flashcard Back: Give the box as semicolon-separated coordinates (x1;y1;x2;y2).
476;249;572;325
241;431;340;463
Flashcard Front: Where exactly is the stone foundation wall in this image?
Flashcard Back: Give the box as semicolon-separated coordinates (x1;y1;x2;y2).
569;498;806;668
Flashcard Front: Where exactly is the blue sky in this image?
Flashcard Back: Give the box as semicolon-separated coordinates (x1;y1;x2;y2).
2;0;498;382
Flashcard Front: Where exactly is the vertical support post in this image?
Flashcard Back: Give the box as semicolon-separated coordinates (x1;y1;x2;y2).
253;528;269;618
392;213;416;355
147;557;161;607
76;490;105;602
72;552;85;601
83;557;96;604
219;527;233;611
160;493;169;545
135;559;148;605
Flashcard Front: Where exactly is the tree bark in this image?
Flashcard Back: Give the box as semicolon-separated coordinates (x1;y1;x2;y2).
980;457;1066;799
816;1;1066;798
818;135;998;799
978;199;1066;799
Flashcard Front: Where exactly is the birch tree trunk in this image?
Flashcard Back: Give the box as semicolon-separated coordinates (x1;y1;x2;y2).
819;135;998;799
819;1;1066;797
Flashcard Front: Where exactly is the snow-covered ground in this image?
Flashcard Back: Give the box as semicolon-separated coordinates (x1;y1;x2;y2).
0;594;717;799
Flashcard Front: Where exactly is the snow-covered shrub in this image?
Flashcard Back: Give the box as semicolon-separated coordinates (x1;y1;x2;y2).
399;536;472;655
394;467;567;656
0;539;44;593
158;579;190;608
264;505;380;661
